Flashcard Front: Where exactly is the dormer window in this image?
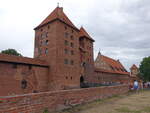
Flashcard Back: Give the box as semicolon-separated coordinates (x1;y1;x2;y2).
124;69;127;72
110;66;114;70
116;67;119;71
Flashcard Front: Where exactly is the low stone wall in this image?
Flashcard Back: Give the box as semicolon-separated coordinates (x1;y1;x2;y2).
0;85;129;113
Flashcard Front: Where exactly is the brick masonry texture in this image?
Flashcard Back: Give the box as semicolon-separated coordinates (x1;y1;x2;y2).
0;85;129;113
0;61;49;96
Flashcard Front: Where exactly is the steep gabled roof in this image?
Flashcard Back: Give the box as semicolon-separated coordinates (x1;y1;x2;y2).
34;7;78;30
130;64;138;69
95;53;129;75
79;27;95;42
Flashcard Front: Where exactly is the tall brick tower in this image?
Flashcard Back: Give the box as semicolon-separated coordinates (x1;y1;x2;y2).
34;6;81;90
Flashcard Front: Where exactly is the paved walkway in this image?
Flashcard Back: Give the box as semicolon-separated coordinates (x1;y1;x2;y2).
57;90;150;113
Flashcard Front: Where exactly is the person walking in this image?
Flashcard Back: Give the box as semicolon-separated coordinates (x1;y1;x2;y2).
133;80;139;92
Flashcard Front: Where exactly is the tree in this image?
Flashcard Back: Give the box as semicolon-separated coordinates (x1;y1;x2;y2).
139;56;150;81
1;49;22;56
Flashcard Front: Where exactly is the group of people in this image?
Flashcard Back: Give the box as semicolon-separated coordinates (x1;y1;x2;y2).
130;80;150;91
129;80;140;91
143;82;150;88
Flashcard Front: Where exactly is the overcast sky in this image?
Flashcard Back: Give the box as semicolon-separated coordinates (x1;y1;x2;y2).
0;0;150;70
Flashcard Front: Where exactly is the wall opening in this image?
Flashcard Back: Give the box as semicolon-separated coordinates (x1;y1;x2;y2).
21;80;27;89
80;76;84;83
80;76;84;88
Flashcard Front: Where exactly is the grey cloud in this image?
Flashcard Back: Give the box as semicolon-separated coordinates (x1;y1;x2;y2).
82;0;150;69
0;0;150;70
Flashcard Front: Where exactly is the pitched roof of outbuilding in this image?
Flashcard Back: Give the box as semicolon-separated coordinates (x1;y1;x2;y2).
34;7;78;30
95;52;129;75
95;68;130;75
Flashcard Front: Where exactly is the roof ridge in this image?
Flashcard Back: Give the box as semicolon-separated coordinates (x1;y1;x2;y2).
102;55;117;62
0;53;48;66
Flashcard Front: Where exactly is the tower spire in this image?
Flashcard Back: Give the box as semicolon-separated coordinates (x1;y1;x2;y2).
57;2;59;7
98;49;101;55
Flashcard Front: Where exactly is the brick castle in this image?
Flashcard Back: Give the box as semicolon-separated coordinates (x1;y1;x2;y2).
0;6;139;96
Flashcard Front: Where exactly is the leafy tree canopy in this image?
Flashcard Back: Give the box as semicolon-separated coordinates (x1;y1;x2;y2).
139;56;150;81
1;49;22;56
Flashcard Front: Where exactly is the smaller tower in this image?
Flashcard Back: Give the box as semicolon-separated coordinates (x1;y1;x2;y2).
79;27;95;85
79;27;95;65
130;64;139;77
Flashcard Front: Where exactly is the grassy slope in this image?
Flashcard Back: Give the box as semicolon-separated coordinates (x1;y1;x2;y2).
52;90;150;113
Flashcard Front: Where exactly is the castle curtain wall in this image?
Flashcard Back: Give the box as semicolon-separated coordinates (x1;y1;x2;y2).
0;61;49;96
85;71;130;84
0;85;129;113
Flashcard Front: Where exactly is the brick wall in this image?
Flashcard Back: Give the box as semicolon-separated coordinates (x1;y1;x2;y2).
0;85;129;113
93;71;130;84
0;62;49;96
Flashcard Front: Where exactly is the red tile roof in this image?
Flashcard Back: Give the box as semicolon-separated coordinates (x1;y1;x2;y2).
130;64;138;69
79;27;95;42
35;7;78;30
95;53;129;75
0;54;49;67
95;68;130;75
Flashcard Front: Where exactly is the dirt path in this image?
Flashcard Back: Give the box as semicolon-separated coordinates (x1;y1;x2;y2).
56;90;150;113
